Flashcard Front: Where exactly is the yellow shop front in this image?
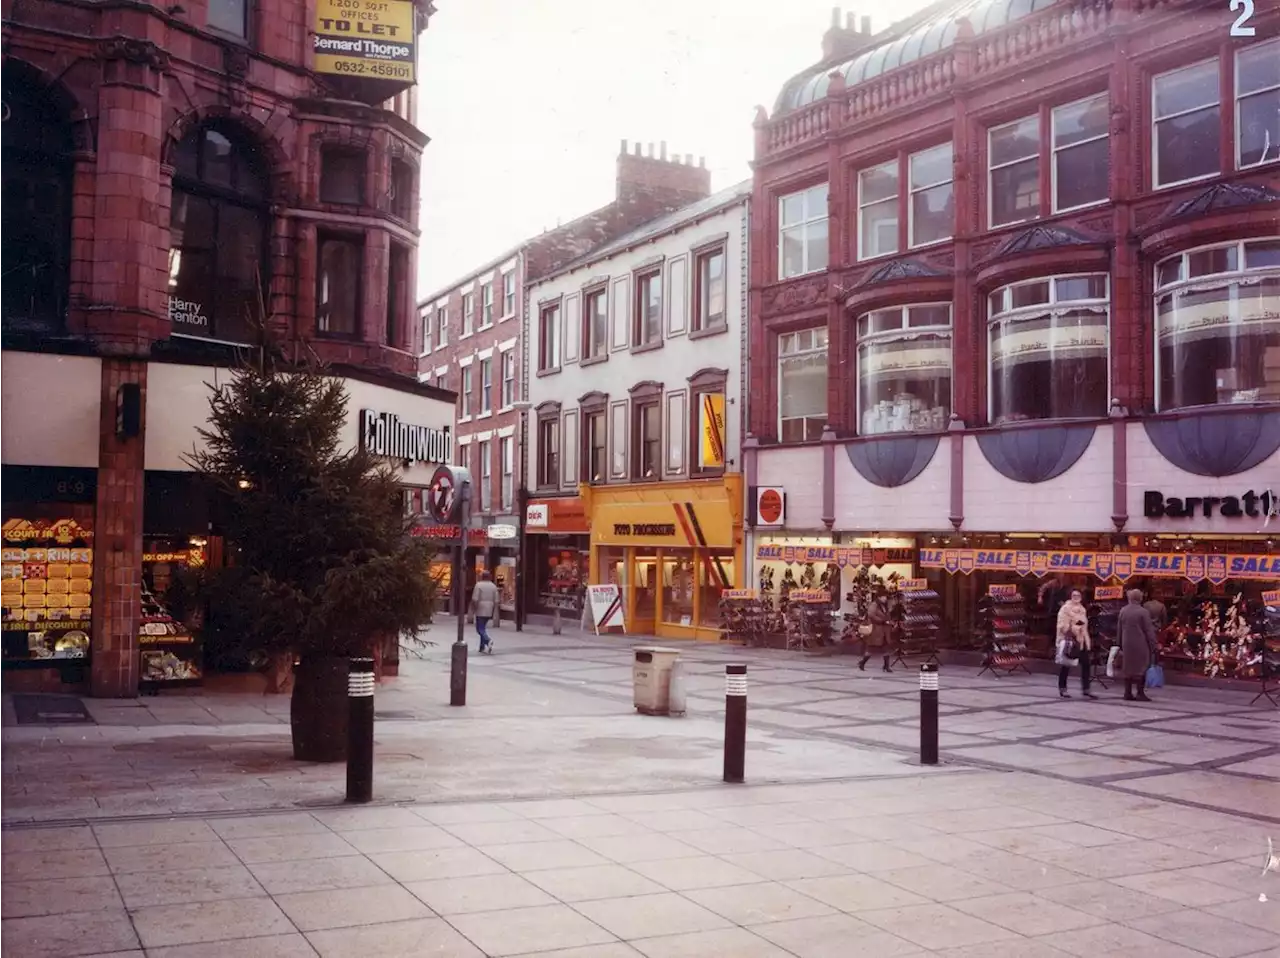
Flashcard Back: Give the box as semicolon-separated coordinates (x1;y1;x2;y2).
586;476;743;640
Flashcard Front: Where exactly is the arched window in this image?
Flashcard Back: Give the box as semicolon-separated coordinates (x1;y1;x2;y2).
987;273;1110;424
2;74;75;332
168;124;269;344
1155;238;1280;410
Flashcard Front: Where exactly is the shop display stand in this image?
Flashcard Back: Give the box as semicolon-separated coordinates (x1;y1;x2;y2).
1087;597;1124;690
137;582;202;695
978;593;1031;678
890;588;941;667
785;592;834;650
1252;603;1279;707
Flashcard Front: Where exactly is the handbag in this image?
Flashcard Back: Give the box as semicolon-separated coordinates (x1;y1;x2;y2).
858;624;874;637
1106;646;1120;678
1145;664;1165;688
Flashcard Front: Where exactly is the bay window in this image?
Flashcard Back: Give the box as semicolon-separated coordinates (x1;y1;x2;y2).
778;327;828;442
316;234;361;338
989;115;1040;227
1153;59;1220;187
988;274;1109;424
857;304;952;435
1237;39;1280;169
1155;238;1280;410
858;162;899;260
909;144;953;248
1052;94;1109;211
778;183;828;278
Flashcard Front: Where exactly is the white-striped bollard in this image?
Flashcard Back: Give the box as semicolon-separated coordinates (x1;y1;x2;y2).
724;664;747;783
346;657;375;802
920;663;939;766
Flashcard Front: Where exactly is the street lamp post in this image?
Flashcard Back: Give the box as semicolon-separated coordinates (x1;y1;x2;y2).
511;400;532;632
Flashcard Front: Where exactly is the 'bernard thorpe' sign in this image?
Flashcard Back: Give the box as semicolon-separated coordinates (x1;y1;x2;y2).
360;409;450;466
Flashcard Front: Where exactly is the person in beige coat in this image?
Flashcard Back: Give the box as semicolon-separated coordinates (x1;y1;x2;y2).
470;571;501;655
1055;589;1096;699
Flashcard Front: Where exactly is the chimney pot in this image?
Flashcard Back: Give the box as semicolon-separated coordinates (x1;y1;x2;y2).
620;138;627;153
660;141;668;160
830;6;840;27
698;156;706;168
846;11;855;30
633;142;641;156
647;142;655;158
685;153;693;165
861;15;871;33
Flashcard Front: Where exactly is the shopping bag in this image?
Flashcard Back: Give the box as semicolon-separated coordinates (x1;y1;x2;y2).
1106;646;1120;678
1145;664;1165;688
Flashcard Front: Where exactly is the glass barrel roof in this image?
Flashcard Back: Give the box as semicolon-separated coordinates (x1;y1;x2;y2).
775;0;1061;113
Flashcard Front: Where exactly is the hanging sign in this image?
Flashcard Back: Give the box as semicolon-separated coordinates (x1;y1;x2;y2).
587;584;626;634
897;578;929;591
919;547;1280;583
1095;585;1124;600
486;524;518;541
755;487;785;527
755;543;913;565
988;584;1019;598
699;393;726;468
313;0;417;82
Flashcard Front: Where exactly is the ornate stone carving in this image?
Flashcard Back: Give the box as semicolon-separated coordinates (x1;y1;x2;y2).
1156;181;1280;225
857;257;948;288
223;45;250;79
761;276;826;317
97;36;168;70
984;224;1096;262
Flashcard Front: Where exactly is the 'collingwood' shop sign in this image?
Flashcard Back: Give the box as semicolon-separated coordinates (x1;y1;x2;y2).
360;409;450;465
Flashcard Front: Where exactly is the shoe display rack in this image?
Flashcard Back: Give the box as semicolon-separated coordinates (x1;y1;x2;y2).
978;586;1031;677
784;590;834;650
890;578;941;666
1252;594;1279;706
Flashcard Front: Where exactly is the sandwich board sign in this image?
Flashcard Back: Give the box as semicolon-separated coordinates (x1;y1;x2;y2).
586;584;626;635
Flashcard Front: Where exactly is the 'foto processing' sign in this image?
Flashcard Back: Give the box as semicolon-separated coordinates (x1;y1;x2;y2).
314;0;415;82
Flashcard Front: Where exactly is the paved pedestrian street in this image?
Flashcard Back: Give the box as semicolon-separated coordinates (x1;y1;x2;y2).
3;623;1278;956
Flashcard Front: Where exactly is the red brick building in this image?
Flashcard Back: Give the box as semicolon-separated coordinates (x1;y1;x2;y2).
416;142;710;620
1;0;452;695
744;2;1280;665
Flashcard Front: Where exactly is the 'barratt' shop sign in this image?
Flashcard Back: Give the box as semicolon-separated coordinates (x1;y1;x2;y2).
313;0;416;82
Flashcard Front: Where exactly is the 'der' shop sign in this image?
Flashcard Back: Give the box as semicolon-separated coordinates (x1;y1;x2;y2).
313;0;416;83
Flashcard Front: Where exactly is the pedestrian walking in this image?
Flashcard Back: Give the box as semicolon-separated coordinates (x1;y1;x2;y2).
470;571;501;655
858;587;893;673
1055;588;1096;698
1118;588;1159;701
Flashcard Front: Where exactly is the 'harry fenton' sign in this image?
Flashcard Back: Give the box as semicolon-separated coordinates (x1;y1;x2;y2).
360;409;450;466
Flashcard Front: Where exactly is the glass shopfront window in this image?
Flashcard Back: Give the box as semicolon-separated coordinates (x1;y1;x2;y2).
662;552;696;626
633;551;658;621
698;550;735;627
857;304;952;435
988;274;1109;424
1155;238;1280;410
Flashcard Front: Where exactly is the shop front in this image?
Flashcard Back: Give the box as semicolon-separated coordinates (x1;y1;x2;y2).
586;476;743;641
524;496;590;621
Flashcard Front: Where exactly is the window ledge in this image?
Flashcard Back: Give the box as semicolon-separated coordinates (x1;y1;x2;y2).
581;353;609;368
537;366;562;378
500;313;515;322
476;411;493;420
630;341;663;356
458;415;472;425
688;324;728;342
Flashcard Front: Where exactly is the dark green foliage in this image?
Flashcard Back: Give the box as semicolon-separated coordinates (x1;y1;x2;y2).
187;365;438;658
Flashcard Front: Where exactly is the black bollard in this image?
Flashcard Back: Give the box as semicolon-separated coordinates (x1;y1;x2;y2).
450;639;467;707
920;662;939;766
723;664;747;783
346;657;375;803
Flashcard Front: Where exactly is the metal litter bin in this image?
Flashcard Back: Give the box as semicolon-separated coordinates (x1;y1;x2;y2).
633;646;682;715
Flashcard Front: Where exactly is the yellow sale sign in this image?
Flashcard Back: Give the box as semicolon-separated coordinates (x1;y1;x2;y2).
699;393;726;469
313;0;416;82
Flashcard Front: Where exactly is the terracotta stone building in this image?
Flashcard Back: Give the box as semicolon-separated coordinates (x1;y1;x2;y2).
416;142;711;621
744;1;1280;665
1;0;452;695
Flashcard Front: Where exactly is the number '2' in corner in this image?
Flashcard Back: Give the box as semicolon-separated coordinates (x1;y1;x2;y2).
1229;0;1257;37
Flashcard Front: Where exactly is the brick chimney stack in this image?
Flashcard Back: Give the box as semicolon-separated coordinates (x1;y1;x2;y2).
616;138;712;209
822;7;875;61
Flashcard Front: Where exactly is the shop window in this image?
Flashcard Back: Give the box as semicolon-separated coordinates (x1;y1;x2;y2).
584;287;609;358
1237;39;1280;169
692;246;726;332
1155;238;1280;410
989;115;1040;228
320;147;365;205
480;281;494;328
386;243;408;348
662;553;695;627
538;303;561;370
460;365;473;419
909;143;953;248
778;327;828;442
858;161;899;260
316;234;362;338
537;417;559;488
169;124;270;344
436;306;448;347
633;401;661;480
500;350;515;408
698;551;735;627
478;440;492;512
857;304;952;435
1052;93;1109;212
390;159;415;221
778;183;828;278
988;274;1110;424
502;270;517;318
462;291;475;336
583;410;606;482
500;436;514;511
207;0;247;37
2;74;75;334
634;269;663;346
1153;59;1220;188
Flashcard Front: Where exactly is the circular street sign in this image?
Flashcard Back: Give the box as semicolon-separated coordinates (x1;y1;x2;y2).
758;488;784;525
426;465;458;523
487;523;518;540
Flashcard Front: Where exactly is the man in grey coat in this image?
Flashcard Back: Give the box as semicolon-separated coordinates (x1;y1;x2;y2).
470;571;501;655
1118;589;1158;702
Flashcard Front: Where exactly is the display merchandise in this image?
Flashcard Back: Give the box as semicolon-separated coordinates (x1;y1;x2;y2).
861;393;947;436
978;586;1031;677
891;581;942;666
784;590;835;649
1;518;93;666
718;590;784;646
137;542;204;692
1253;594;1279;706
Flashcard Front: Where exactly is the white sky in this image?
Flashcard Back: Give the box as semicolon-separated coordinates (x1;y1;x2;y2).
414;0;936;296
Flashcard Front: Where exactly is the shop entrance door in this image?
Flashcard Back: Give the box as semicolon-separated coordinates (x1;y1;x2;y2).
631;550;658;635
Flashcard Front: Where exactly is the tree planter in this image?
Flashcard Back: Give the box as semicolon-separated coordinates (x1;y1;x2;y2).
290;654;348;762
